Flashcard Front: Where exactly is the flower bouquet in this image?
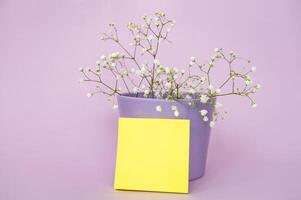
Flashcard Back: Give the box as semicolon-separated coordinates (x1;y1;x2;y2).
79;11;260;180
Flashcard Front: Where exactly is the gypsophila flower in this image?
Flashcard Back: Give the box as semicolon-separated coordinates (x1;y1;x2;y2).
252;102;257;108
174;110;180;117
80;11;259;128
200;109;208;116
214;102;223;109
255;84;261;89
100;55;106;60
154;59;160;65
79;67;84;72
113;104;118;109
171;105;178;111
86;93;93;98
156;105;162;112
200;95;209;103
133;87;138;93
147;35;154;41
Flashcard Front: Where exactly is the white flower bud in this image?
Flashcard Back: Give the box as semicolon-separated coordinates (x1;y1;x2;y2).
86;93;93;98
171;105;178;111
203;116;209;122
144;89;149;95
200;95;209;103
100;55;106;60
155;105;162;112
174;110;179;117
255;84;261;89
200;109;208;116
133;87;138;93
209;121;215;128
154;59;160;65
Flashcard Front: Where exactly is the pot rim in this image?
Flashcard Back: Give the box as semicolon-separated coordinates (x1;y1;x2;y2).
117;93;216;103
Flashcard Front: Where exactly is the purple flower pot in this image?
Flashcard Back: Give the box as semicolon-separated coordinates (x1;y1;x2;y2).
117;93;213;181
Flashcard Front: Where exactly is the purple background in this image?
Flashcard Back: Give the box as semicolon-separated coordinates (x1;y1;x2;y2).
0;0;300;199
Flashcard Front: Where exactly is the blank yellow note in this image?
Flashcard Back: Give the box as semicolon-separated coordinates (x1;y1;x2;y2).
114;118;190;193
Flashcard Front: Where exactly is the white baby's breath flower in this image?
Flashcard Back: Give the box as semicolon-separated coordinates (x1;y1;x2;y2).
203;116;209;122
79;67;84;72
86;93;93;98
255;84;261;89
251;66;256;72
113;104;118;109
190;56;196;62
185;94;192;99
174;110;180;117
141;67;147;74
147;35;154;41
214;102;223;109
133;87;138;93
181;69;185;74
153;59;160;65
200;109;208;116
171;20;176;26
245;80;251;85
171;105;178;111
100;55;106;60
189;88;195;94
200;95;210;103
252;102;257;108
165;66;170;73
79;78;84;83
165;82;172;88
166;28;171;32
144;89;149;95
200;77;206;84
156;105;162;112
215;88;221;94
214;48;220;52
209;121;215;128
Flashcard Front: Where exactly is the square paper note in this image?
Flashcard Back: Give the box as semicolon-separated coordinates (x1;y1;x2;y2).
114;118;190;193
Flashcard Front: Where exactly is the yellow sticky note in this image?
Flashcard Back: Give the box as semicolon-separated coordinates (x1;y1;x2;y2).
114;118;190;193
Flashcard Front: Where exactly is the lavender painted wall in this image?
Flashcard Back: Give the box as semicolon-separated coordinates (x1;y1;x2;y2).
0;0;300;200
